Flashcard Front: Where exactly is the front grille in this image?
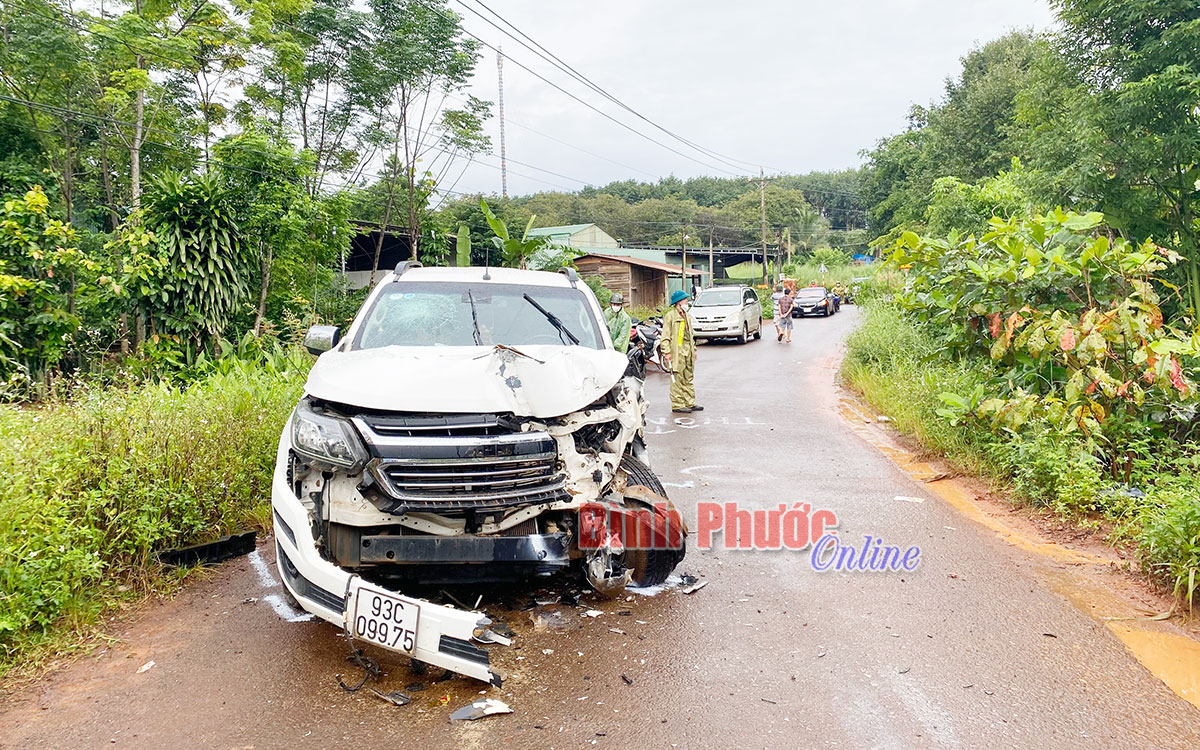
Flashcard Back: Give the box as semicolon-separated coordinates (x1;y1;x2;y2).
354;418;566;510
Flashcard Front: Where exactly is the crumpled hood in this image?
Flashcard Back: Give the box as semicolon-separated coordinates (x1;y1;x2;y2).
306;344;629;418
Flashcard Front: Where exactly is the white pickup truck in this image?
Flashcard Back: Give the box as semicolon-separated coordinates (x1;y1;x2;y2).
271;262;685;684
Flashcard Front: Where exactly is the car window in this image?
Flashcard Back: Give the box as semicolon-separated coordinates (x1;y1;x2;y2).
354;281;605;350
744;290;756;304
695;288;743;306
797;287;827;298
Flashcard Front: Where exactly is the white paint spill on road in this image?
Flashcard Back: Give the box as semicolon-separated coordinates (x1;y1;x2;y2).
248;550;278;588
262;593;314;623
249;549;314;623
887;671;961;748
895;495;925;504
680;464;722;475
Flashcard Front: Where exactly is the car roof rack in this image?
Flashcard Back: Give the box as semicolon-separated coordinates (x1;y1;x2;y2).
558;266;578;288
394;260;423;277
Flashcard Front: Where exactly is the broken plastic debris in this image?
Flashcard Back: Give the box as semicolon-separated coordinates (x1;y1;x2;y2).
681;579;708;595
449;698;513;721
136;660;156;674
542;648;555;655
370;688;412;707
608;628;626;635
582;609;604;618
473;628;512;646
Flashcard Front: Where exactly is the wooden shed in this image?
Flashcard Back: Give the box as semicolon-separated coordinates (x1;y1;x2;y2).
574;253;708;310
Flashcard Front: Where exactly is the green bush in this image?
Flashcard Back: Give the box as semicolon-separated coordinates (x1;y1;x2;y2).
583;274;613;307
0;355;307;668
1139;487;1200;610
844;302;1199;608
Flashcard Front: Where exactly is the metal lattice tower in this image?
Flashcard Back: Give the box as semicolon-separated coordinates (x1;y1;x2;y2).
497;47;508;198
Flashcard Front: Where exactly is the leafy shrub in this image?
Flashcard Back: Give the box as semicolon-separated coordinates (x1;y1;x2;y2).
0;356;307;667
1139;488;1200;610
583;275;612;306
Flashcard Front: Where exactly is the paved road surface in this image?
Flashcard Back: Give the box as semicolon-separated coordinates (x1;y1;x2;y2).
3;307;1199;749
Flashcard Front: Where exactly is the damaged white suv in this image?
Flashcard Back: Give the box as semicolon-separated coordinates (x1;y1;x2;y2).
271;262;685;684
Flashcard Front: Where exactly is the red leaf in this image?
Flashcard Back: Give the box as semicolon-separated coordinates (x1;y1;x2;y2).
1059;328;1076;352
1169;357;1188;394
987;313;1003;338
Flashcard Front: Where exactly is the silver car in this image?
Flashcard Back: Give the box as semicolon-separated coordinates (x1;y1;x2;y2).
689;286;763;344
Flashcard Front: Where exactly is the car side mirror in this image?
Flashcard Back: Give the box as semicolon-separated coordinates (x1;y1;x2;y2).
304;325;341;355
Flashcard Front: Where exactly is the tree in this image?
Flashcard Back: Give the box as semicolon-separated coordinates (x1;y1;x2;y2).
136;171;249;345
1046;0;1200;314
0;186;88;382
364;0;488;280
213;130;351;335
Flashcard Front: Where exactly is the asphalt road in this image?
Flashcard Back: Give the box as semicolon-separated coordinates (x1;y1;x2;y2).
3;306;1200;749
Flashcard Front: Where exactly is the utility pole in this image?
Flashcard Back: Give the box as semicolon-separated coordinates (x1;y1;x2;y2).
497;47;508;198
759;167;768;286
681;233;689;296
708;225;714;289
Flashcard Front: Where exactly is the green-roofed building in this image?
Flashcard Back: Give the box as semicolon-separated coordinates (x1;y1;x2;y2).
526;223;619;250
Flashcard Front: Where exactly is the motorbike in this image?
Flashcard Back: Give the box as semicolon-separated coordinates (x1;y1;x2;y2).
628;317;665;376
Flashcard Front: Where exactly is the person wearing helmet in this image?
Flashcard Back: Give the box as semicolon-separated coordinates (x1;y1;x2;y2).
660;289;702;414
604;291;632;354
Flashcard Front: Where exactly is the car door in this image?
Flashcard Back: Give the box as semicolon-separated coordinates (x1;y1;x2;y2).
744;289;760;331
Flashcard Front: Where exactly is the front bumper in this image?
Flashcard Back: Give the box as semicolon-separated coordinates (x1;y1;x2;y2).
693;322;741;339
270;446;504;686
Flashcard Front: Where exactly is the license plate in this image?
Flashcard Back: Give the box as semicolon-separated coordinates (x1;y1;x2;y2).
349;579;420;654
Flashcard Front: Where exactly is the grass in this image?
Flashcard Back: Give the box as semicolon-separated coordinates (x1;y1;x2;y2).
842;302;1200;610
0;355;308;673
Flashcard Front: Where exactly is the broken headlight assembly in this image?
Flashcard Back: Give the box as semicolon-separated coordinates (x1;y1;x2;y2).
291;399;368;472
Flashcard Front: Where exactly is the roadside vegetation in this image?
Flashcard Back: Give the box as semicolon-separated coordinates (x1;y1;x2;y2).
846;215;1200;609
840;1;1200;610
0;349;307;671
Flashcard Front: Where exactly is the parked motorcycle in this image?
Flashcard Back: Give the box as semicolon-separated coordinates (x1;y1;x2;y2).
629;317;665;375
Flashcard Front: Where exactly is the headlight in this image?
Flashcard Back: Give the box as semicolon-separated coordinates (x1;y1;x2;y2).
724;313;740;323
291;400;368;472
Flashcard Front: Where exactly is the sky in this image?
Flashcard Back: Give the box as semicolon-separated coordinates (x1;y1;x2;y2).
435;0;1058;200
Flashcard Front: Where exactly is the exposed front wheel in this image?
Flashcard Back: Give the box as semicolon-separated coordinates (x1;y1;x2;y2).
617;455;685;587
738;322;749;344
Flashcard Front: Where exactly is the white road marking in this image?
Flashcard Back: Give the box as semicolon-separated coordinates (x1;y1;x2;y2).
680;464;722;475
662;481;695;489
248;550;278;588
262;593;314;623
895;495;925;503
888;671;961;748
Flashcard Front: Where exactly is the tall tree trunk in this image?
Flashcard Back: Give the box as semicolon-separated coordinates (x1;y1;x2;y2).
370;105;406;286
253;245;273;335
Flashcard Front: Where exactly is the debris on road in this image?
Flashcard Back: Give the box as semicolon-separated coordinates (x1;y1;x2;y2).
582;609;604;618
370;689;412;707
449;698;513;722
406;682;428;693
157;531;257;568
621;674;633;685
473;627;512;646
136;660;155;674
680;574;709;595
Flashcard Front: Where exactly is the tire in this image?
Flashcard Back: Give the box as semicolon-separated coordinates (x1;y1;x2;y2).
619;455;686;586
753;317;762;339
738;322;748;345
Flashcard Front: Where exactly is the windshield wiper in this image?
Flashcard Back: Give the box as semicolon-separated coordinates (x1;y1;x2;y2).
522;293;579;345
467;290;483;345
